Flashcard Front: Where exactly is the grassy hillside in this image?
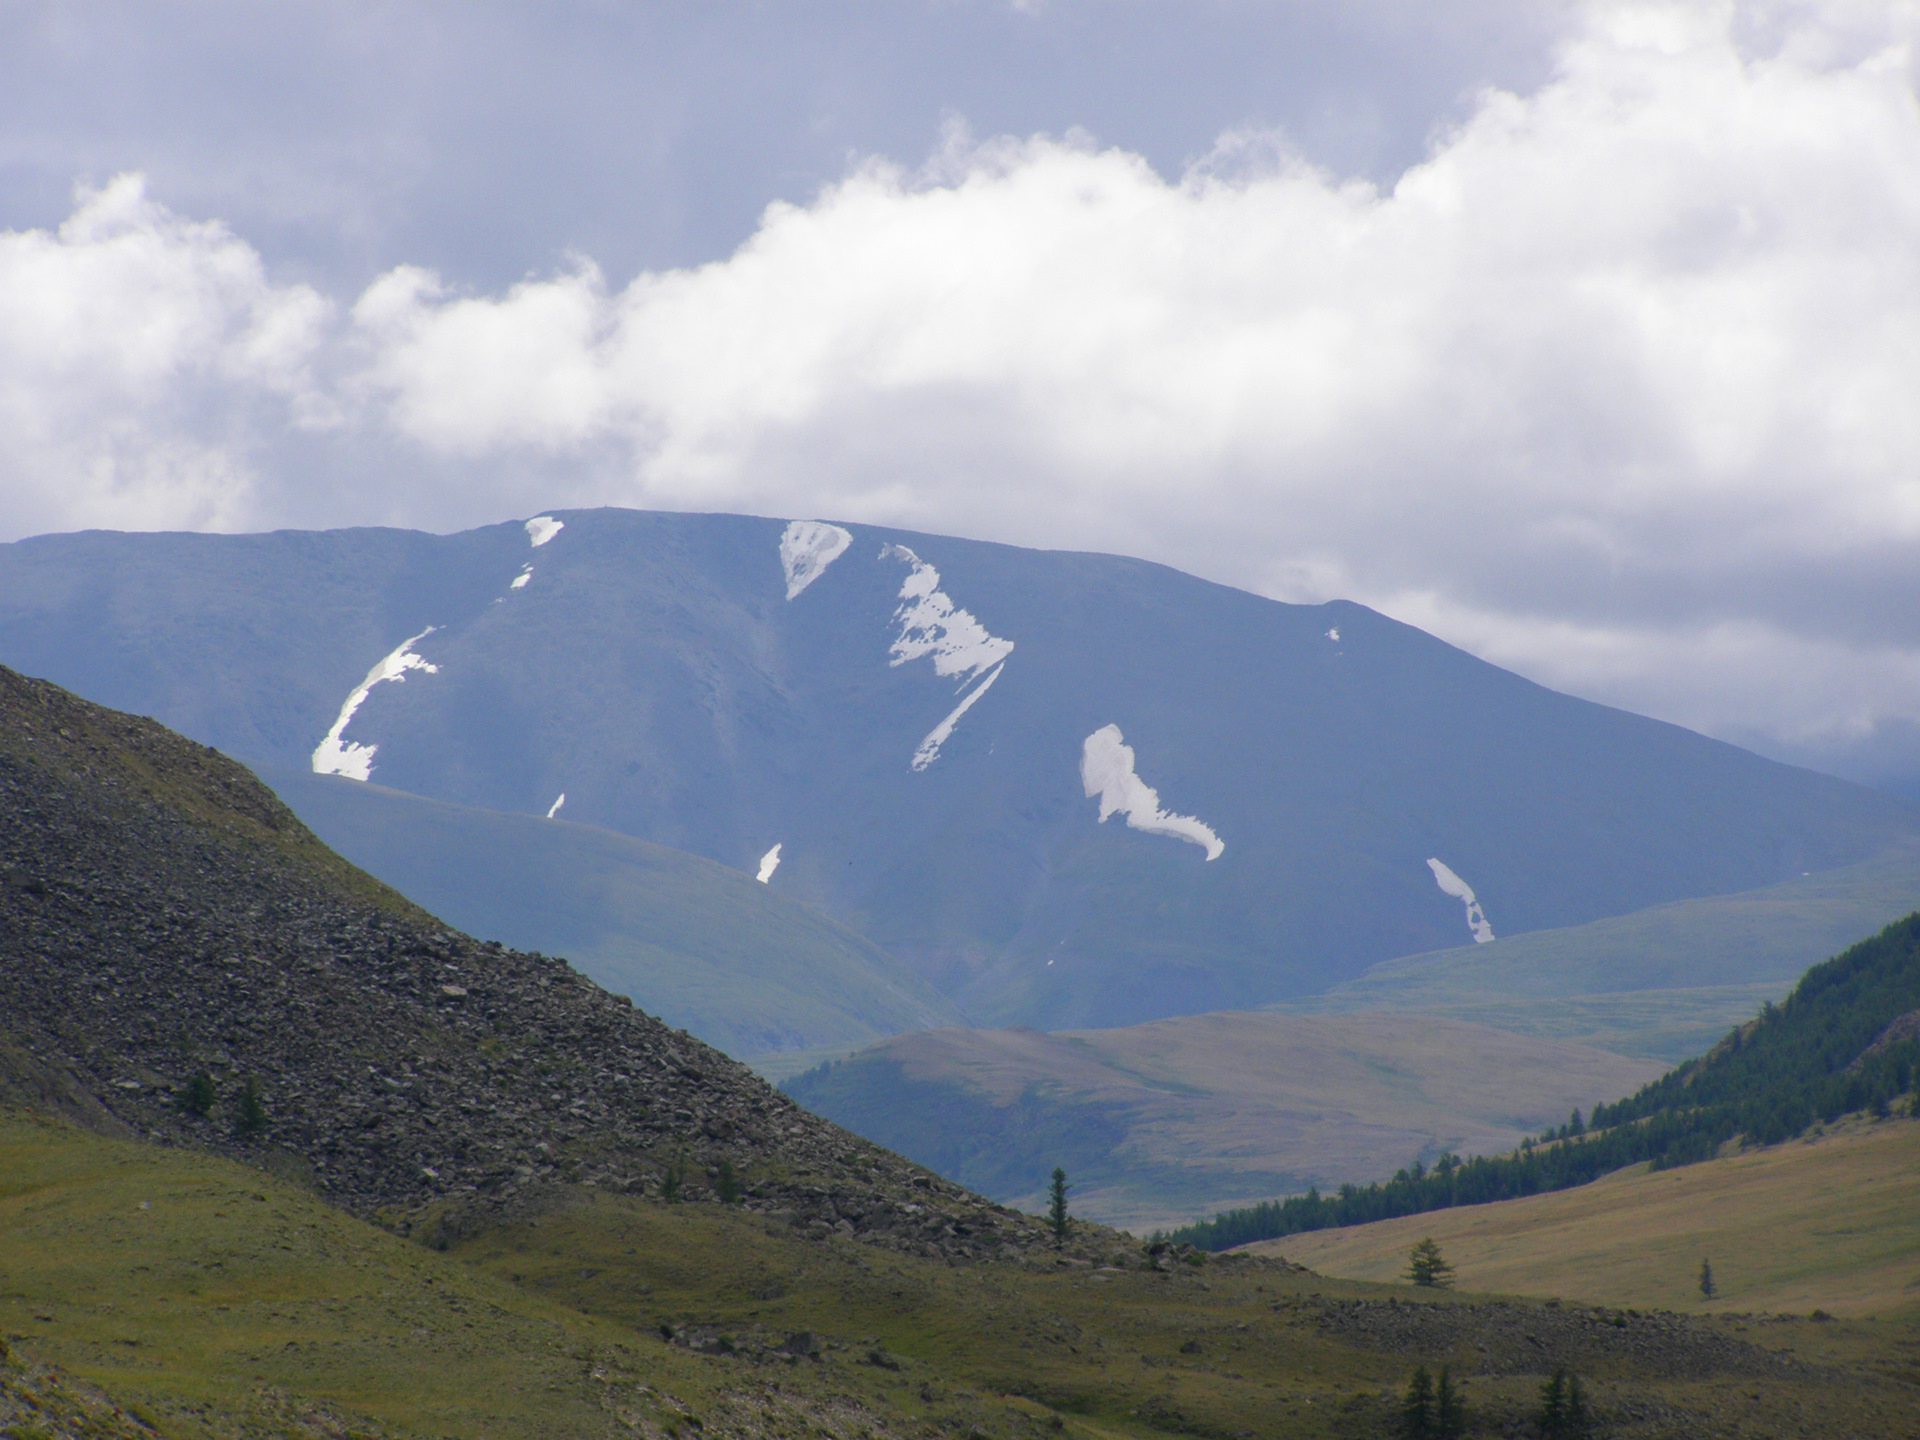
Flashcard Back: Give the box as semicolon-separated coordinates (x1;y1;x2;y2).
1169;911;1920;1251
1251;1113;1920;1320
7;1106;1917;1440
785;1013;1663;1231
1278;844;1920;1061
270;766;965;1058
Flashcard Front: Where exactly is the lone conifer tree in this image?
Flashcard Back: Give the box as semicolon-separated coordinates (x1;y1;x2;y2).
1406;1236;1455;1288
1399;1365;1434;1439
1433;1366;1466;1439
232;1077;266;1139
1699;1256;1716;1299
1538;1367;1591;1435
1048;1166;1070;1247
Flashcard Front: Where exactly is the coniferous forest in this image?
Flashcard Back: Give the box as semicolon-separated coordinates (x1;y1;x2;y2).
1166;912;1920;1251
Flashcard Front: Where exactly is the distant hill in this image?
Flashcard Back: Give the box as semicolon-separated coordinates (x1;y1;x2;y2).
5;510;1918;1037
1253;1115;1920;1319
782;1012;1663;1231
1168;911;1920;1250
1275;846;1920;1061
268;765;963;1057
0;663;1054;1262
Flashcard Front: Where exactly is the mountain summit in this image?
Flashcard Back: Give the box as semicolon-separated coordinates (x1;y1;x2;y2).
3;509;1914;1035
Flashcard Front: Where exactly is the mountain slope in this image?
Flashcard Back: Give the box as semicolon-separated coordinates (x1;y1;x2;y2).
268;765;963;1056
1251;1114;1920;1319
4;510;1917;1031
782;1013;1664;1231
0;662;1050;1259
1169;910;1920;1250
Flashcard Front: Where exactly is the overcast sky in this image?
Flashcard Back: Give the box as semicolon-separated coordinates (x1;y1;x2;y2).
5;0;1920;793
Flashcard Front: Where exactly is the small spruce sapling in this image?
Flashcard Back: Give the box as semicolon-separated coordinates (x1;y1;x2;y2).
232;1077;266;1139
660;1163;682;1203
1048;1166;1071;1247
1406;1237;1455;1288
715;1159;740;1204
1698;1256;1716;1300
1400;1365;1434;1439
1433;1367;1466;1440
179;1071;215;1118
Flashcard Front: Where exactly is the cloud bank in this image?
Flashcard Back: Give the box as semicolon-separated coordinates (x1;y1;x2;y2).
5;0;1920;783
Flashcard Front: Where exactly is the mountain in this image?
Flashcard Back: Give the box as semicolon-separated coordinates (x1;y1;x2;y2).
0;661;1050;1261
4;509;1917;1036
1276;843;1920;1061
781;1012;1664;1231
3;663;1913;1440
1168;909;1920;1250
267;764;963;1056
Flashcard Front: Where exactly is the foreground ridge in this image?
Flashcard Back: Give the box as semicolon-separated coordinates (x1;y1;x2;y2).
0;663;1066;1261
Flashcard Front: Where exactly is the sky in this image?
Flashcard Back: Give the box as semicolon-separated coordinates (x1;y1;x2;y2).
4;0;1920;792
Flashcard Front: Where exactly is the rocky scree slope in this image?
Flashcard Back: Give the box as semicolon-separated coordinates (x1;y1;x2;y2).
0;664;1072;1261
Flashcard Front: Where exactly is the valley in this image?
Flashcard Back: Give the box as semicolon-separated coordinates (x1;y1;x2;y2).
783;1012;1664;1231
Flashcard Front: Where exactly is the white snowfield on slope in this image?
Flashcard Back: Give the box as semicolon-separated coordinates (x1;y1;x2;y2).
1427;857;1496;943
779;520;853;599
1080;723;1224;860
311;628;439;782
882;542;1016;771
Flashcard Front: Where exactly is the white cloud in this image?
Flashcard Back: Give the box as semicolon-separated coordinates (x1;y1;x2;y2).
7;1;1920;778
0;174;332;537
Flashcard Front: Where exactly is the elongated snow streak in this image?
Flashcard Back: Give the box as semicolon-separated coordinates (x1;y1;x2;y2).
511;566;532;589
310;629;439;781
525;515;564;547
911;662;1004;771
1427;858;1495;943
779;520;852;598
1079;724;1224;860
546;793;566;819
756;843;782;883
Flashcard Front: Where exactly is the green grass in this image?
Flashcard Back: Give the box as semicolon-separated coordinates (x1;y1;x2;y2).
6;1105;1919;1439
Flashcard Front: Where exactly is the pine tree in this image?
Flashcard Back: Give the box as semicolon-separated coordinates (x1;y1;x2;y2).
1434;1366;1466;1439
1538;1369;1568;1433
1406;1237;1455;1288
1699;1256;1716;1299
232;1077;266;1139
715;1159;740;1204
1399;1365;1434;1439
1048;1166;1071;1247
1566;1373;1589;1436
179;1071;215;1118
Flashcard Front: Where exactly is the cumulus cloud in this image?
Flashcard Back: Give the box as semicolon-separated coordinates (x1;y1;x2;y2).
0;174;332;536
6;0;1920;780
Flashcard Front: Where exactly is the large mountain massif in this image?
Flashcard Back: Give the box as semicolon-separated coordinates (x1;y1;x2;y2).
4;509;1916;1043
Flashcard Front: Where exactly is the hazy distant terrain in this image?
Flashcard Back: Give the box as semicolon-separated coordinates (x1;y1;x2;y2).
784;1011;1665;1231
4;509;1916;1050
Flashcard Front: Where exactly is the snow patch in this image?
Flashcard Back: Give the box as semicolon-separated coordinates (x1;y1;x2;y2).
756;843;783;883
1079;725;1224;860
511;566;532;589
912;661;1005;771
525;515;564;547
310;629;439;781
883;544;1014;682
1427;858;1495;943
881;543;1015;769
1326;627;1340;641
779;520;852;599
546;793;566;819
